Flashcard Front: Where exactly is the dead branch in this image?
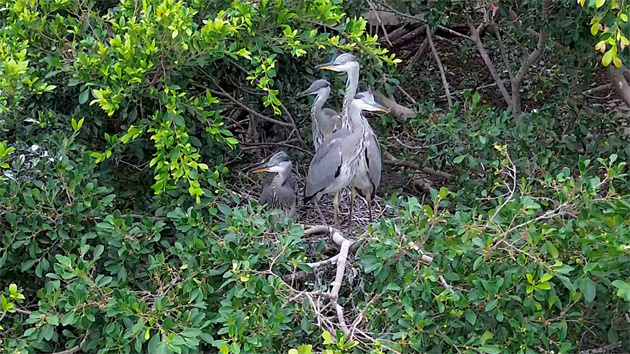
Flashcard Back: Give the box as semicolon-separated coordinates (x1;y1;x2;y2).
366;0;393;47
406;34;429;70
395;84;417;105
383;151;453;179
372;90;416;122
279;102;304;144
466;17;513;107
240;141;313;156
426;26;453;108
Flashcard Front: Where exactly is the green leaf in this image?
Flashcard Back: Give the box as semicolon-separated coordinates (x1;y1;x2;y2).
439;187;449;199
485;299;498;312
547;242;559;258
387;283;401;291
583;278;597;303
9;284;17;295
479;345;501;354
79;90;90;104
595;0;605;8
322;330;333;344
454;155;465;164
481;330;493;344
465;310;476;325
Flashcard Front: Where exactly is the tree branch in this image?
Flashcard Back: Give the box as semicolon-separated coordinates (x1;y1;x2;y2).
466;18;513;107
511;0;549;117
52;331;89;354
366;0;392;47
426;26;453;108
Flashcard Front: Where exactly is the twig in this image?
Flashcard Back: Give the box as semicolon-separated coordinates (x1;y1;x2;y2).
395;84;416;105
279;102;304;144
426;26;452;108
383;151;453;179
240;141;313;156
405;32;429;70
51;331;89;354
366;0;393;47
494;25;514;81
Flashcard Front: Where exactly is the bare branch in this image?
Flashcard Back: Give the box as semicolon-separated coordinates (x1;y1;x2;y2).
383;151;453;179
426;26;453;108
466;17;513;107
366;0;393;47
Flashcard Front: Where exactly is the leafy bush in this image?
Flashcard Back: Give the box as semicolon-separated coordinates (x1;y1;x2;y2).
2;0;630;353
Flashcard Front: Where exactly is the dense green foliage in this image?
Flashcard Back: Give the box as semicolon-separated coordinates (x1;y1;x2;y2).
2;0;630;354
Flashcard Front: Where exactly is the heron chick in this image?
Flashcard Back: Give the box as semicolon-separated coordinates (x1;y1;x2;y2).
304;92;388;228
252;151;298;221
296;79;342;151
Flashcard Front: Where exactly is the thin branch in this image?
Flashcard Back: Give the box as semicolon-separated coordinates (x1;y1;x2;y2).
52;331;89;354
493;25;514;81
426;26;453;108
466;17;513;107
366;0;393;47
204;86;294;128
279;102;304;144
395;84;416;105
240;141;314;156
383;151;453;179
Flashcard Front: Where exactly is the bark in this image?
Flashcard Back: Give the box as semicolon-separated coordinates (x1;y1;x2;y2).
511;29;547;116
607;65;630;107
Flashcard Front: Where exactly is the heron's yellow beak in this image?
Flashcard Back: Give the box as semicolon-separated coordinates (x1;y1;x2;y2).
252;167;270;173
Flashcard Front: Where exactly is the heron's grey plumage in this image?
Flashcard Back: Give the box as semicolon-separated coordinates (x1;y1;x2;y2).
255;151;298;221
297;79;341;151
318;54;385;224
304;91;388;227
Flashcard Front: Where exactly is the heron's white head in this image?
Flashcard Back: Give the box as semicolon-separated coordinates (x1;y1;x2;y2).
351;91;389;114
252;151;292;174
316;53;360;73
296;79;331;98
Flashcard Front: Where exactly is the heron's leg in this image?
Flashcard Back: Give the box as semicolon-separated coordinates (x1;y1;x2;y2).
367;195;373;223
333;192;340;226
347;186;356;231
314;199;326;225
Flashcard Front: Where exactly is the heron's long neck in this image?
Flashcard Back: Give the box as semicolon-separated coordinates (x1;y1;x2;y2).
341;68;359;128
275;167;290;186
348;105;367;136
311;89;329;123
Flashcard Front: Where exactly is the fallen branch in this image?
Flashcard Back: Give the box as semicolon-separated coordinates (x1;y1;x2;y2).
372;90;416;122
426;26;453;108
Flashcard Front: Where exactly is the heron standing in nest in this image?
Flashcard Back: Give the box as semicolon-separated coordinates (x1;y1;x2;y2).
296;79;342;151
317;53;383;223
304;92;388;228
252;151;298;221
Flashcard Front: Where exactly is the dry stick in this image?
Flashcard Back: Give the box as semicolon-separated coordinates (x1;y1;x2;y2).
366;0;393;47
279;102;304;144
466;18;513;108
240;141;313;156
426;26;453;108
383;151;453;179
405;34;429;70
494;25;514;82
395;83;417;105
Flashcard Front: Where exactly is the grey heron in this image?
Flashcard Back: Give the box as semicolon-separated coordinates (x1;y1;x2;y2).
304;92;388;228
252;151;298;221
296;79;342;151
318;53;383;223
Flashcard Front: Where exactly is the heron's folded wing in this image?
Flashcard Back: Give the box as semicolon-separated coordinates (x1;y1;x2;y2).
365;132;382;196
319;108;342;136
305;130;350;199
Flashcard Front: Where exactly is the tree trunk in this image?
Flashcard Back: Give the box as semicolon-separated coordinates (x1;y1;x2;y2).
607;65;630;107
